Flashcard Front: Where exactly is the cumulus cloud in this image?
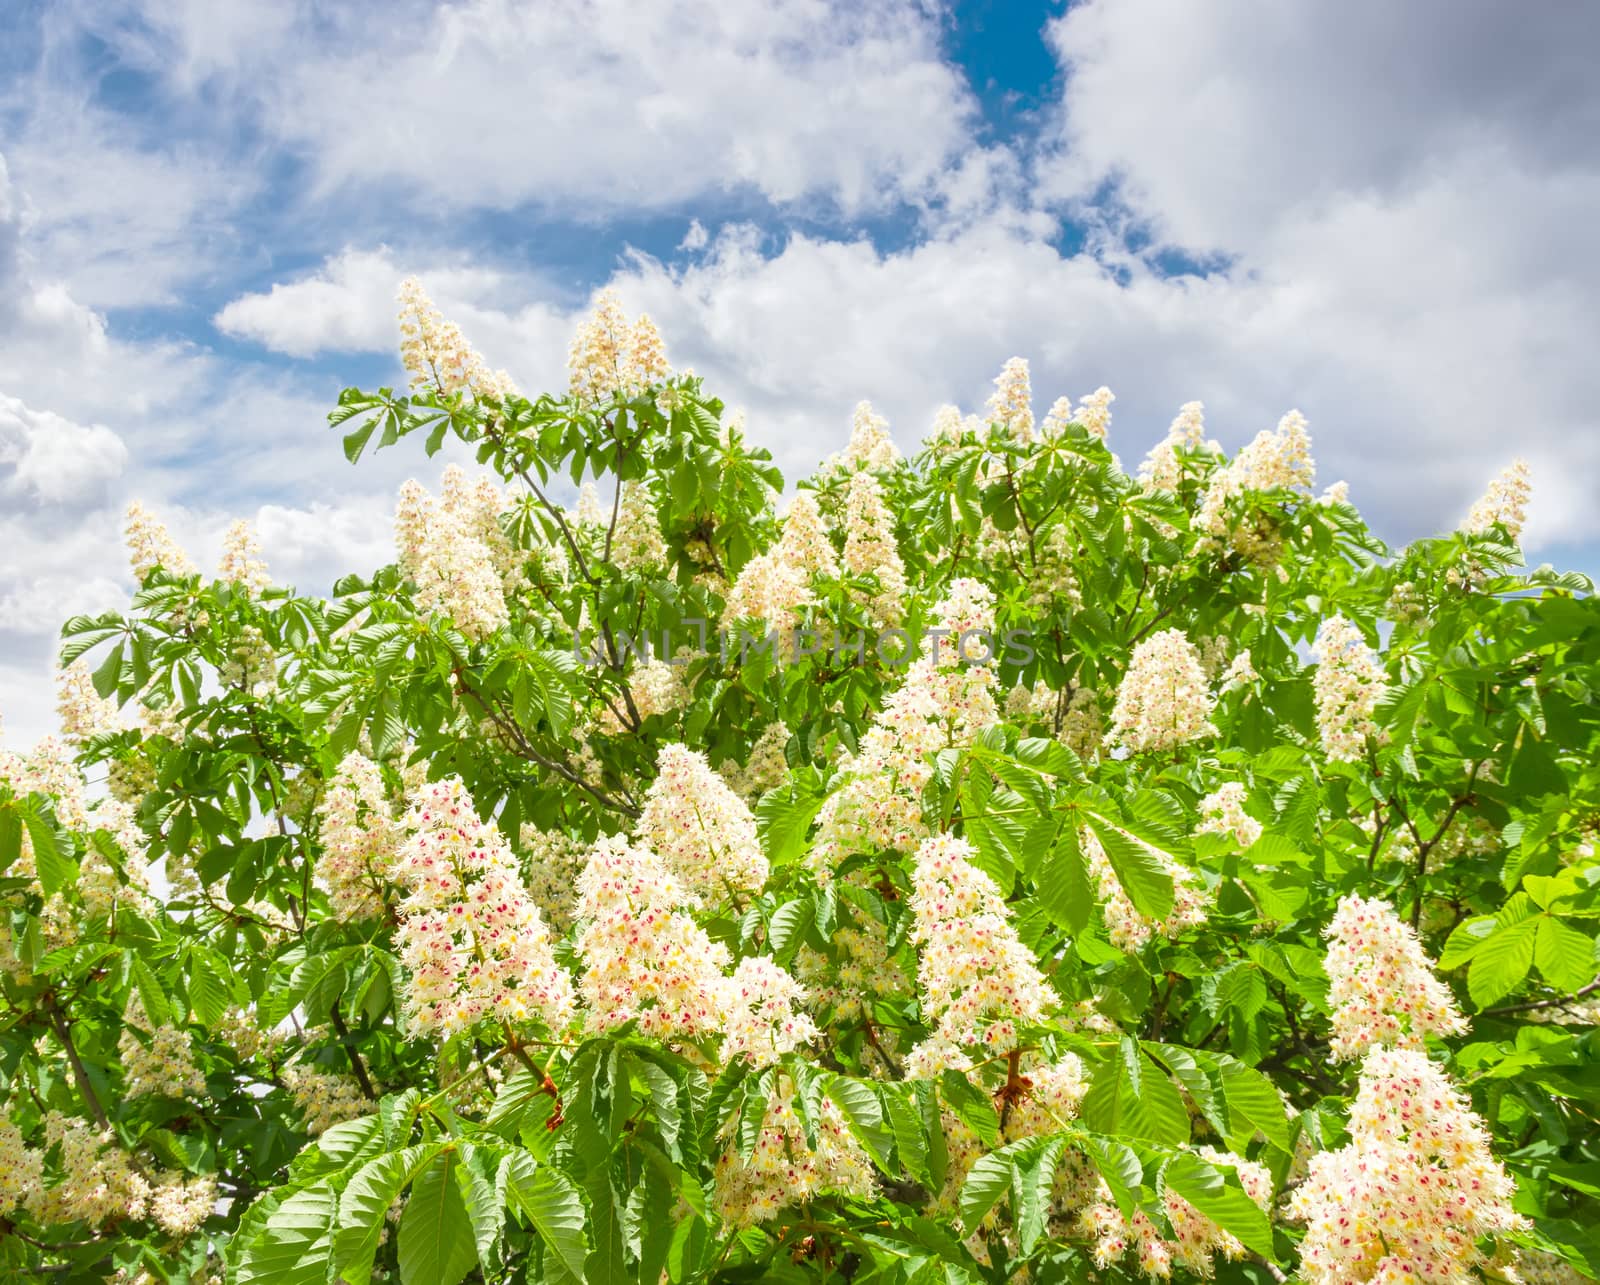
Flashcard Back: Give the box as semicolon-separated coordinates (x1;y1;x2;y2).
0;392;129;505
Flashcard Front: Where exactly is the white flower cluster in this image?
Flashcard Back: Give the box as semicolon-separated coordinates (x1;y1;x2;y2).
609;482;667;573
808;578;1001;879
1311;615;1386;762
217;518;271;596
124;501;196;581
315;752;404;920
1462;458;1532;541
1289;1046;1524;1283
1083;1146;1272;1280
392;777;575;1038
638;744;768;901
986;357;1035;442
905;834;1056;1072
518;824;590;933
118;996;207;1100
55;660;119;743
567;288;670;403
720;721;792;801
711;1078;876;1226
1196;409;1315;537
1138;402;1213;493
1107;628;1216;753
395;465;518;642
574;835;812;1066
1083;826;1209;951
397;277;516;401
1323;894;1467;1061
1195;782;1262;848
841;471;908;627
830;400;901;471
282;1063;372;1135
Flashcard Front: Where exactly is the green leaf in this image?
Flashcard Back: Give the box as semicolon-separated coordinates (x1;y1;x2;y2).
827;1074;894;1172
1162;1150;1275;1260
1079;1037;1189;1146
234;1183;339;1285
1468;910;1540;1009
334;1143;441;1283
940;1069;1000;1149
1035;822;1093;936
1011;1135;1067;1254
399;1150;479;1285
1084;817;1175;921
1077;1134;1142;1220
1535;917;1597;993
957;1147;1013;1232
503;1151;588;1283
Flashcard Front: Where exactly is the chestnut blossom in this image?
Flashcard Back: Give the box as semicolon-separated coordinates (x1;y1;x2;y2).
1462;458;1532;541
808;579;1000;878
218;518;270;596
55;661;119;743
1195;783;1261;848
397;277;516;401
723;547;813;642
712;1078;876;1227
573;835;730;1044
519;824;589;933
1289;1046;1524;1283
26;1115;150;1226
721;721;791;801
124;500;196;581
1323;894;1466;1061
720;956;819;1068
637;743;768;900
0;1118;42;1214
841;471;908;627
392;777;575;1039
906;834;1056;1064
774;492;838;579
831;400;900;471
1083;1147;1272;1280
394;468;511;642
1107;628;1216;753
1197;409;1315;535
985;357;1034;442
314;752;403;920
149;1171;217;1237
567;289;671;402
1083;826;1209;951
283;1063;371;1135
118;996;206;1099
1073;386;1115;440
609;482;666;573
1311;615;1386;762
1139;401;1210;492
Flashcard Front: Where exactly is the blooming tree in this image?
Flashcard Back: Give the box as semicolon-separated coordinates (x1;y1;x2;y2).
1;282;1598;1283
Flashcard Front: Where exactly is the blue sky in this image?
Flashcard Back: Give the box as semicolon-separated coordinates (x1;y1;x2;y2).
2;0;1598;743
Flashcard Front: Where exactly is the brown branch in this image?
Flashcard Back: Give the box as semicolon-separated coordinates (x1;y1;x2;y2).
1484;976;1600;1017
329;1001;377;1100
45;999;110;1130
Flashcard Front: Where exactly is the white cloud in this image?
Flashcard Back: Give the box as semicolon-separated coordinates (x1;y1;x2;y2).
0;391;129;505
99;0;990;220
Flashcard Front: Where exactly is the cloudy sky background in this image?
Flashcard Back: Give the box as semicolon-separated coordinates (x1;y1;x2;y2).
2;0;1597;744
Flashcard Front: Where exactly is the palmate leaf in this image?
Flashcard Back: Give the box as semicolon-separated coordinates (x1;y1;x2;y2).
1161;1151;1276;1261
399;1149;479;1285
501;1150;589;1283
1083;815;1175;921
333;1142;441;1283
1079;1037;1190;1147
233;1183;340;1285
